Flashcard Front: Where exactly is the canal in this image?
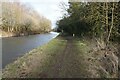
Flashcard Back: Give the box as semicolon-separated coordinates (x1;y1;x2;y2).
1;32;59;68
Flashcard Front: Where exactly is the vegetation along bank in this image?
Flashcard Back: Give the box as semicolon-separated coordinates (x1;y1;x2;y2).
1;1;51;37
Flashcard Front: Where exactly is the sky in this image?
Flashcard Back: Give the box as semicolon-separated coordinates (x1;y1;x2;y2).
20;0;68;29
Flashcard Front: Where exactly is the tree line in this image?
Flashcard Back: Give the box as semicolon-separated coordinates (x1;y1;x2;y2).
57;2;120;42
0;1;51;36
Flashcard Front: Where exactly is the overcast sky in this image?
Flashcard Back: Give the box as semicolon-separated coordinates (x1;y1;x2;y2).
20;0;68;29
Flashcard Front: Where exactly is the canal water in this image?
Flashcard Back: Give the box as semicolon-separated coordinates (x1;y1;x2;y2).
1;32;59;68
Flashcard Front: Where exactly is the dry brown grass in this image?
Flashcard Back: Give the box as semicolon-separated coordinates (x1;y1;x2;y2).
83;38;119;78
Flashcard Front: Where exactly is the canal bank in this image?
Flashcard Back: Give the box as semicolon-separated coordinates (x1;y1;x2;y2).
2;36;67;78
2;36;118;78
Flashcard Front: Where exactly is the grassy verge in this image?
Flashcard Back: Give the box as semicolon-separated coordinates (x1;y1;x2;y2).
76;38;118;78
2;37;67;78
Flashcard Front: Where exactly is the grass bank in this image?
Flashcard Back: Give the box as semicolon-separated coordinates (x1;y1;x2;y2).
2;36;118;78
2;37;67;78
